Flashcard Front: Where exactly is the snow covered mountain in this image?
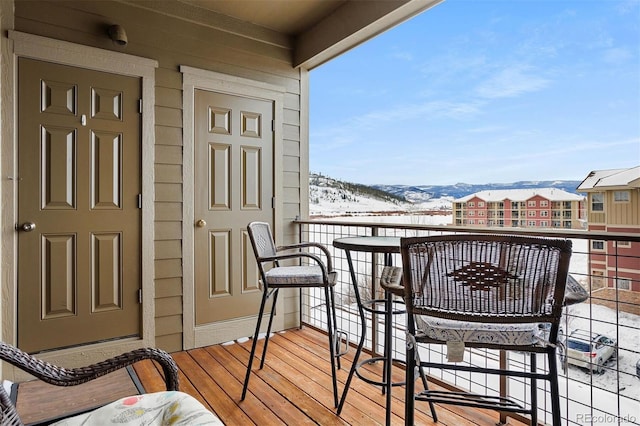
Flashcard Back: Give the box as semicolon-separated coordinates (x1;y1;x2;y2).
309;173;583;217
373;180;583;203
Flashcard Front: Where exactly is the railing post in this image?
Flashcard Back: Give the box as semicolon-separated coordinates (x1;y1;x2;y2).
371;226;380;354
500;350;509;425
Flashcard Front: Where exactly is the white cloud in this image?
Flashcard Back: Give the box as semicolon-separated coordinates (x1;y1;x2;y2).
475;65;550;99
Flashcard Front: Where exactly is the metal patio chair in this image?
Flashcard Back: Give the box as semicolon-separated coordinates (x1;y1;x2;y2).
241;221;344;407
400;234;572;426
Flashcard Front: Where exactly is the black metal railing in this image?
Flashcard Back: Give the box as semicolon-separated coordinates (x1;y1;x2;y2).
296;218;640;426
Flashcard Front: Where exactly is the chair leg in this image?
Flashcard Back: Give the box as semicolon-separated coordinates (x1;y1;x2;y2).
548;349;562;426
417;354;438;422
405;334;416;426
384;291;393;425
259;289;280;369
329;286;341;370
241;288;272;401
325;287;339;408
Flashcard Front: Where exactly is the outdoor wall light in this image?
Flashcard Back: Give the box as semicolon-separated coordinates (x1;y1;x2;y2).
107;24;128;47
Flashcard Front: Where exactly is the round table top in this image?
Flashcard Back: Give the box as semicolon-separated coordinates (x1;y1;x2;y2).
333;236;401;254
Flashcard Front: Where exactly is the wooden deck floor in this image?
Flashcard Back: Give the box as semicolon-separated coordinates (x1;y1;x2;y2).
133;327;525;426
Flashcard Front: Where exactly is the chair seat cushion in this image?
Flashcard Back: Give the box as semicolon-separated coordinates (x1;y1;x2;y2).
51;391;222;426
415;315;542;347
265;266;336;287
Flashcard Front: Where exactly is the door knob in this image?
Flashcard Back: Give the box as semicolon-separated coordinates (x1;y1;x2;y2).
19;222;36;232
195;219;207;228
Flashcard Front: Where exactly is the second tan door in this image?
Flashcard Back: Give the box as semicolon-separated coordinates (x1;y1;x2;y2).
17;58;142;353
194;89;274;325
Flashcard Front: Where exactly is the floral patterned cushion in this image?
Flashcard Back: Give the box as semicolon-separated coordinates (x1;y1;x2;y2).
415;315;542;346
265;266;336;286
51;391;222;425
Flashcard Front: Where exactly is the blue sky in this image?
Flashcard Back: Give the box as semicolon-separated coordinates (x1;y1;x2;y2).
309;0;640;186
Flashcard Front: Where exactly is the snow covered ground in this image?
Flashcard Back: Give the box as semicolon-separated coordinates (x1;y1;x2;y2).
310;185;452;217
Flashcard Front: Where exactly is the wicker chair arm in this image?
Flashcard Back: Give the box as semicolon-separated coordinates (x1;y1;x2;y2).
0;343;178;426
0;343;179;391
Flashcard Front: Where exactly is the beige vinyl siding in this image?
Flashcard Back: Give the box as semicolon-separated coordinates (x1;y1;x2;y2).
607;189;640;225
14;0;303;352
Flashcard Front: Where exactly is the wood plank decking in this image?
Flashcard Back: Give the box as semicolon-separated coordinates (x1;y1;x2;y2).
133;327;525;426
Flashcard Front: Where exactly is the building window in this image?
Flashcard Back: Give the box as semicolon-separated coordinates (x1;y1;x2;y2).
528;201;536;207
469;211;475;216
479;220;485;225
591;193;604;211
478;202;485;207
540;211;548;217
528;221;536;227
616;278;631;290
614;191;630;202
591;240;605;250
528;211;536;217
613;241;631;248
479;211;485;216
540;221;548;227
541;200;548;207
469;202;475;207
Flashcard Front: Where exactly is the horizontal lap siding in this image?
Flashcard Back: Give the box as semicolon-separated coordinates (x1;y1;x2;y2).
15;0;303;352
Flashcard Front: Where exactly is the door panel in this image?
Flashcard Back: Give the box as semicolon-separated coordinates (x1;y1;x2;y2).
18;58;142;353
194;90;273;326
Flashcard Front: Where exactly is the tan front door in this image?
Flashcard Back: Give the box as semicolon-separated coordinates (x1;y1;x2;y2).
194;89;273;326
17;58;142;353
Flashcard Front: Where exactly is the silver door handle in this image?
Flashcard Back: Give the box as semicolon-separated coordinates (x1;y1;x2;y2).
19;222;36;232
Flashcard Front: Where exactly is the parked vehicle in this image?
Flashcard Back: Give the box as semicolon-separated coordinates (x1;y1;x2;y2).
562;329;617;374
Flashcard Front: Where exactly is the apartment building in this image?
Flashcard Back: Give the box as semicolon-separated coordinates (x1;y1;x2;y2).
453;188;586;229
578;166;640;292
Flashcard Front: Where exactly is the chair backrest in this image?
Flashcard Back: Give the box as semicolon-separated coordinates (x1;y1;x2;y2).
400;234;572;324
247;222;277;261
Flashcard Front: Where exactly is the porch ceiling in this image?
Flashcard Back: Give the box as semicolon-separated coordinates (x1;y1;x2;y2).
133;0;443;69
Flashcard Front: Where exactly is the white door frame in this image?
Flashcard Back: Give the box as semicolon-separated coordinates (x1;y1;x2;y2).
181;65;284;349
1;31;157;374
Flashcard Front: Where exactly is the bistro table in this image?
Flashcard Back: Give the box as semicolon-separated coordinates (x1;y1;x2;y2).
333;236;404;426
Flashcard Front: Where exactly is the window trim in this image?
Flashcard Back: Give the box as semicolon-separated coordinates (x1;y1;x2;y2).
591;193;604;212
613;190;630;203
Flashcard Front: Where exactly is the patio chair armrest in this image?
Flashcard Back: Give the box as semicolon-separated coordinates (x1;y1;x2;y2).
276;242;334;272
0;343;179;391
265;252;331;280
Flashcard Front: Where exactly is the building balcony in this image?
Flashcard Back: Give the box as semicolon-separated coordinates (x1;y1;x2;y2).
295;219;640;426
